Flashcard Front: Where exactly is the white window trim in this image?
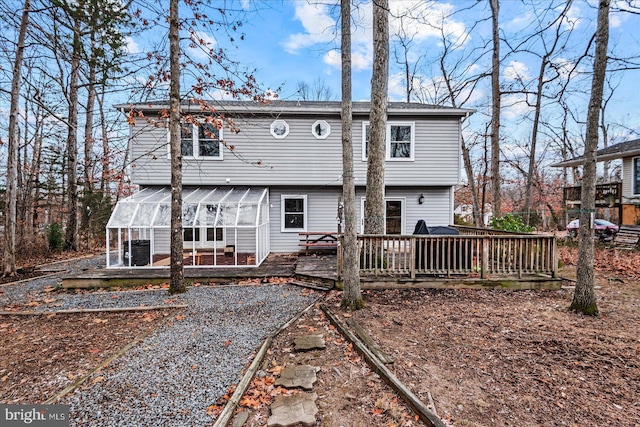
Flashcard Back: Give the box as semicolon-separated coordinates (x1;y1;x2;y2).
166;121;224;160
281;194;307;233
270;119;290;139
359;197;406;234
311;120;331;140
361;121;415;162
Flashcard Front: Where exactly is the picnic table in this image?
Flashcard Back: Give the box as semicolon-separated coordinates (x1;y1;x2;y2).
298;231;339;255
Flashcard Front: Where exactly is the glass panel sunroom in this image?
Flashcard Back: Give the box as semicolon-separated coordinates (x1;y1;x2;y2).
106;187;269;268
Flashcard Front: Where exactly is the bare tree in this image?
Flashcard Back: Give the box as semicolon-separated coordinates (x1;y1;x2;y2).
340;0;362;311
489;0;501;218
3;0;31;277
296;77;335;101
364;0;389;235
571;0;611;316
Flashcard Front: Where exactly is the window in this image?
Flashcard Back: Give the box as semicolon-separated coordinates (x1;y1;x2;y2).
271;120;289;139
389;125;412;159
206;228;224;242
362;122;415;161
184;228;200;241
198;123;220;157
360;198;405;234
634;158;640;195
281;195;307;232
169;120;223;159
312;120;330;139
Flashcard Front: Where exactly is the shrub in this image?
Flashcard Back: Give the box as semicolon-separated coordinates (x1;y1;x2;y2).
46;222;64;252
489;214;536;233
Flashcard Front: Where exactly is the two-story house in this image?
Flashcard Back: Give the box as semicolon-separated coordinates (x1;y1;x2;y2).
106;100;473;268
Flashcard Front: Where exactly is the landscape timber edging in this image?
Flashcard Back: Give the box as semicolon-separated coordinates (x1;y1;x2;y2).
213;301;317;427
320;304;446;427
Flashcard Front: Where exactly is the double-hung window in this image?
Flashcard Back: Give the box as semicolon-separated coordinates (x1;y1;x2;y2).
362;122;415;161
171;120;223;159
281;195;307;232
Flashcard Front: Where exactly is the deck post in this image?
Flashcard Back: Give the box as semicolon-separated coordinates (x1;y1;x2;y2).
410;237;416;279
481;236;489;279
552;237;558;278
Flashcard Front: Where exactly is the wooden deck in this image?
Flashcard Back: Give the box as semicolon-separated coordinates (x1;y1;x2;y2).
64;253;560;290
62;254;297;288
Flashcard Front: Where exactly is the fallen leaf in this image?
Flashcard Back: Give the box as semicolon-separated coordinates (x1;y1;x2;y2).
175;315;186;321
93;319;108;324
43;298;56;304
268;365;284;376
0;323;10;328
26;301;41;307
223;340;231;347
88;349;100;354
92;376;105;383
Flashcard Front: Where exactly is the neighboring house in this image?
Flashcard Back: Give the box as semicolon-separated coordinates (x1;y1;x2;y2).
107;100;473;267
552;138;640;226
454;203;492;225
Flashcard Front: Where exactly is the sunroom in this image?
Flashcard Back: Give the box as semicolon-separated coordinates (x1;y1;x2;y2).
106;187;270;268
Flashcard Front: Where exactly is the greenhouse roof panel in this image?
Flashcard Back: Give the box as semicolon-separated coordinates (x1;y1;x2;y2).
106;187;267;229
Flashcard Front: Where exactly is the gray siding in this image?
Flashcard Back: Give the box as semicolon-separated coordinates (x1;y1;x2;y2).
268;186;453;253
129;114;461;187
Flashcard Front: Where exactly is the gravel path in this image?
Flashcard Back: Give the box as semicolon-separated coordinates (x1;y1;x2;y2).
63;284;317;426
0;255;105;306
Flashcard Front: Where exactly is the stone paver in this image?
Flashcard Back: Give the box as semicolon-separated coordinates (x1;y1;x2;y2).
232;410;249;427
293;334;326;352
267;392;319;427
275;365;319;390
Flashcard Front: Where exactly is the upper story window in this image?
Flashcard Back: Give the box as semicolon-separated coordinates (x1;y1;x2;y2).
312;120;330;139
271;120;289;139
172;120;223;160
362;121;415;161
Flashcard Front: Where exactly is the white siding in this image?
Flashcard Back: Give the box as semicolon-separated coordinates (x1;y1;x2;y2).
622;157;639;197
129;114;461;187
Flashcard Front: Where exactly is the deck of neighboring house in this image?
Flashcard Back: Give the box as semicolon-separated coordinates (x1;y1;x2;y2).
63;227;561;290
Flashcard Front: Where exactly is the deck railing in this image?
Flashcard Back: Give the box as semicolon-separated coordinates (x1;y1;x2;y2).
341;234;557;279
563;182;621;206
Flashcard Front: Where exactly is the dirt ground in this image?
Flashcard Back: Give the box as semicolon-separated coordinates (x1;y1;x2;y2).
231;245;640;426
2;245;639;427
0;309;178;404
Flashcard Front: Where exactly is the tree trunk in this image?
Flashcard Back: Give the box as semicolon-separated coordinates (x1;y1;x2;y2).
168;0;185;294
365;0;389;235
82;43;97;248
340;0;363;311
489;0;501;218
64;13;81;252
571;0;610;316
3;0;31;276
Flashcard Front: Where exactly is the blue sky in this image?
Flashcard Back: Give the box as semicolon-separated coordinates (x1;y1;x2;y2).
124;0;639;147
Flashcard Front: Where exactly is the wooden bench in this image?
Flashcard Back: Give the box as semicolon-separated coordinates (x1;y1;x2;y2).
613;226;640;249
299;232;339;255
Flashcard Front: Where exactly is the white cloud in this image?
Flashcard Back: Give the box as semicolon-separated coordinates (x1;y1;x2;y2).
503;60;530;82
125;36;140;54
283;2;337;53
502;93;532;120
389;1;468;46
188;31;217;60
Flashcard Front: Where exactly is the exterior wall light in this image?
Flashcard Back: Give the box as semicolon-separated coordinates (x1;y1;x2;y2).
418;193;424;205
